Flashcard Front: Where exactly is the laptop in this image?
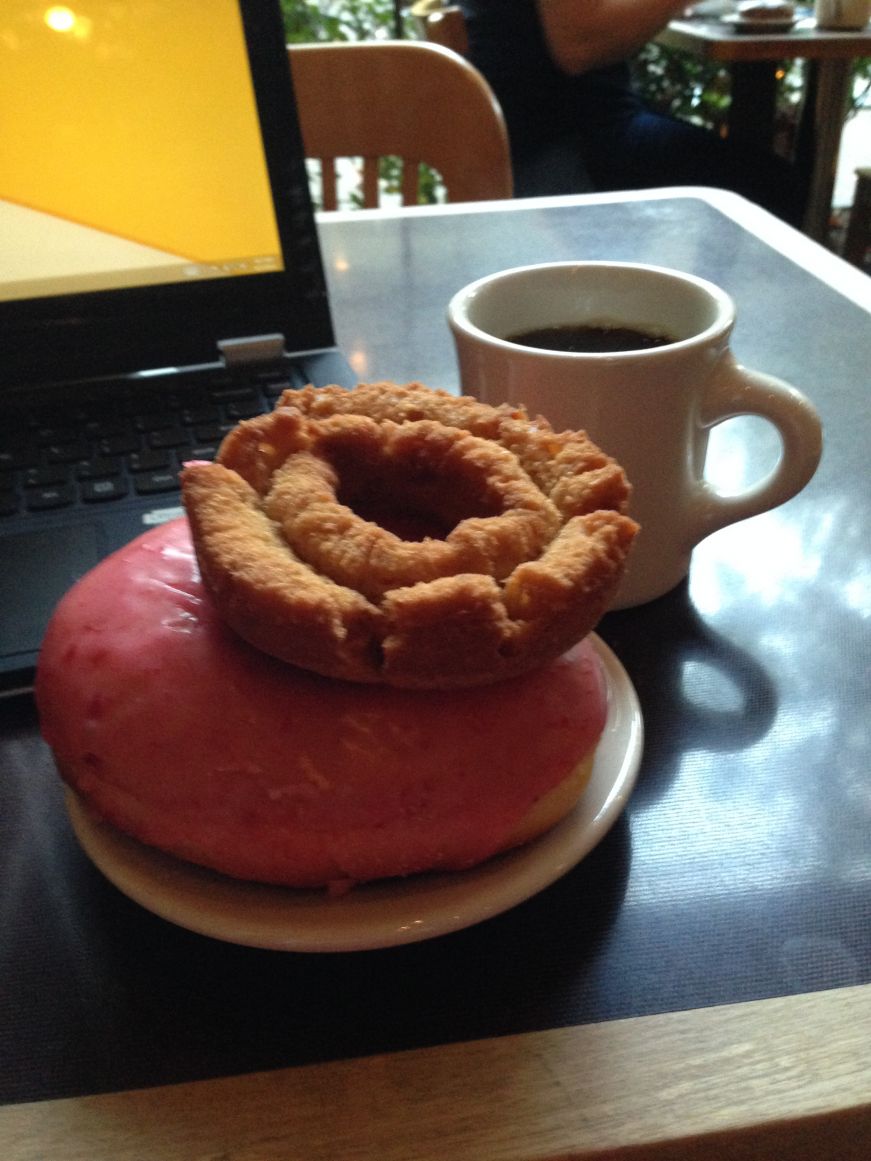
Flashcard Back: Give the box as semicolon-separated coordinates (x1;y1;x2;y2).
0;0;357;696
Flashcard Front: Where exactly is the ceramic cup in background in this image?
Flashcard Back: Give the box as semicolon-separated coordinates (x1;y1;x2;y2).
814;0;870;28
448;261;823;608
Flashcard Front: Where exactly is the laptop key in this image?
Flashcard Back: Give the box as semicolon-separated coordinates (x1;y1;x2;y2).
0;441;40;471
181;404;220;426
128;449;170;473
193;422;223;442
46;440;92;464
25;483;77;511
133;469;179;495
225;400;265;421
149;426;190;449
262;381;292;400
100;432;141;456
210;384;257;403
24;465;71;488
35;424;77;447
81;477;129;503
184;445;218;462
135;410;177;433
76;456;123;480
85;417;133;439
170;385;208;410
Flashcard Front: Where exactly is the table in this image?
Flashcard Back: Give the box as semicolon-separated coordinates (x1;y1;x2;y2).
657;17;871;243
2;189;870;1159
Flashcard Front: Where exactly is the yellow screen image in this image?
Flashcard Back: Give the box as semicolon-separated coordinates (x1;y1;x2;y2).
0;0;281;264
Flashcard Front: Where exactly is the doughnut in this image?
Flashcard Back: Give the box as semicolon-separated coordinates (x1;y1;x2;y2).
181;381;638;688
36;519;609;889
737;2;794;19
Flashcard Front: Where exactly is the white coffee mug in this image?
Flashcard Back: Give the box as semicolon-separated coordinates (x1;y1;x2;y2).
447;262;823;608
814;0;870;28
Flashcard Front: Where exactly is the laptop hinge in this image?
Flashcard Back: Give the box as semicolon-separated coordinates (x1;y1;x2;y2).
218;333;287;369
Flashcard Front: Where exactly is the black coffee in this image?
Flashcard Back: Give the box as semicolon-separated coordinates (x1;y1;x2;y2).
508;323;675;353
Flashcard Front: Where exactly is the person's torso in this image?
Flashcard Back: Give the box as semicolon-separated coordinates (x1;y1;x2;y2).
458;0;637;145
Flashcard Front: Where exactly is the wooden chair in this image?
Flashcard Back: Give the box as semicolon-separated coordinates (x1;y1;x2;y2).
287;40;512;210
411;2;469;56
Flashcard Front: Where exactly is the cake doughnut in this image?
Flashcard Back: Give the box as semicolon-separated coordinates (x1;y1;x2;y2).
36;519;609;889
182;381;638;688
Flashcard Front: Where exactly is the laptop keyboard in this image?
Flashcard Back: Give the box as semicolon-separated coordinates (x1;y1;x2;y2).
0;364;307;521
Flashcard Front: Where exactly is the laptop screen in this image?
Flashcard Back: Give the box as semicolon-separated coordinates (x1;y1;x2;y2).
1;0;284;304
0;0;335;388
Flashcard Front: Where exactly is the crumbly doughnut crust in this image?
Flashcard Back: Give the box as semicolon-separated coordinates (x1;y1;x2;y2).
182;381;637;687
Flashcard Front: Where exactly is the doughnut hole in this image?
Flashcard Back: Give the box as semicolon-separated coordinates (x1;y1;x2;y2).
330;427;506;541
263;418;561;602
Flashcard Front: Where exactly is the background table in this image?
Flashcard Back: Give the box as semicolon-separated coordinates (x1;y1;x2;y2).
658;17;871;242
1;190;869;1159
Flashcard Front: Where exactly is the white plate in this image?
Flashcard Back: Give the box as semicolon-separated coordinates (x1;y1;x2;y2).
66;635;643;953
722;14;799;31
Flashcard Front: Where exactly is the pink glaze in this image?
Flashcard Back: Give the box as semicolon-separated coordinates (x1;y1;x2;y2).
36;518;608;887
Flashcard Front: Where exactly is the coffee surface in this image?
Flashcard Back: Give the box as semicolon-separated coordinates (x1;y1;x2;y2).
508;323;675;353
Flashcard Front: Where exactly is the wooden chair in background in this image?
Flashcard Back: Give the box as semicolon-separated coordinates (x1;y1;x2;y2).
287;40;512;210
411;2;469;56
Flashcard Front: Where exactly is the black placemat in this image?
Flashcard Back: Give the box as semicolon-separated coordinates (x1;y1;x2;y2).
2;196;869;1105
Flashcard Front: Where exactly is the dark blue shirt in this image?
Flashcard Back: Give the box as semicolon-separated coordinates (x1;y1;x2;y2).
458;0;641;156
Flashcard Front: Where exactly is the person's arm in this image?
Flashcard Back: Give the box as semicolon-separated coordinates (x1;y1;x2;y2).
536;0;689;74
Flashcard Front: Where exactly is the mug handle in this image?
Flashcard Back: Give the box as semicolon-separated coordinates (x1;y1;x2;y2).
693;352;823;540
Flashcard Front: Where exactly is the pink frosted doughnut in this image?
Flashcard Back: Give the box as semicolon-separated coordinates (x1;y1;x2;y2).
36;519;609;889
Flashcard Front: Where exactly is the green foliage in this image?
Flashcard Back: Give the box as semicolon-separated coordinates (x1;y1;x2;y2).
635;44;870;134
847;58;871;119
280;0;407;44
632;44;731;134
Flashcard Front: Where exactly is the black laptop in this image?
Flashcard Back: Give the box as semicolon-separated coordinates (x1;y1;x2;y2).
0;0;356;695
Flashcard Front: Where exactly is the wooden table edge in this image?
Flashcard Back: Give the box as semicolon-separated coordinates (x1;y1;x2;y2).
2;983;869;1160
658;19;871;61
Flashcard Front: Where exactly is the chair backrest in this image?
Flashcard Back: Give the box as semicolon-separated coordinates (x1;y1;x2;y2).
412;3;469;56
287;40;512;210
